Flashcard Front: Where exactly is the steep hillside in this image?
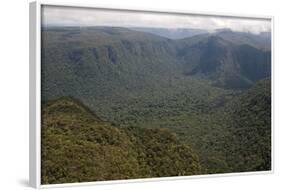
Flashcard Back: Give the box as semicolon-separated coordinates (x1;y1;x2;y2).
41;97;201;184
223;78;271;171
41;27;180;101
179;35;271;89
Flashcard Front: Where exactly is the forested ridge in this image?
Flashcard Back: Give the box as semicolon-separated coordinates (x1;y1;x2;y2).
42;97;201;184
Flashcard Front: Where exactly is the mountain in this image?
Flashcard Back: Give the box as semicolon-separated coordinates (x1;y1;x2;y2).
179;35;271;89
41;26;271;126
42;27;271;95
41;97;201;184
130;27;208;39
41;26;179;100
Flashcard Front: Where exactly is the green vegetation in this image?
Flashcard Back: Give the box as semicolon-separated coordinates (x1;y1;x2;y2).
41;26;271;184
222;78;271;171
41;97;201;184
165;78;271;173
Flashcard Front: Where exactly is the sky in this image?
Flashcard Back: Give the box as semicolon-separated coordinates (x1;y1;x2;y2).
42;5;271;34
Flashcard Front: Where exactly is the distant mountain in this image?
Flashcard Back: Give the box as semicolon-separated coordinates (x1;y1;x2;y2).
179;35;271;89
130;27;208;39
41;97;201;184
41;26;271;122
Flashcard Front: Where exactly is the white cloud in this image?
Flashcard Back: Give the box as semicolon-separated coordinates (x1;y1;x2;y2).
42;5;271;34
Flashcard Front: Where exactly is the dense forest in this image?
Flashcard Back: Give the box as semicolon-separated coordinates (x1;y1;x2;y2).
41;97;201;184
41;26;271;184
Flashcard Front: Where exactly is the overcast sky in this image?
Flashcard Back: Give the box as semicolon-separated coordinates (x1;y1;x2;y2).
42;5;271;34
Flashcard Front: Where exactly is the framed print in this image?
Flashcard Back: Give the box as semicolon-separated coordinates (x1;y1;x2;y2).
29;1;274;188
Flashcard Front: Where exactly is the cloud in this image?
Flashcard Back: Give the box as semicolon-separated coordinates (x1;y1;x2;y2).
42;5;271;34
